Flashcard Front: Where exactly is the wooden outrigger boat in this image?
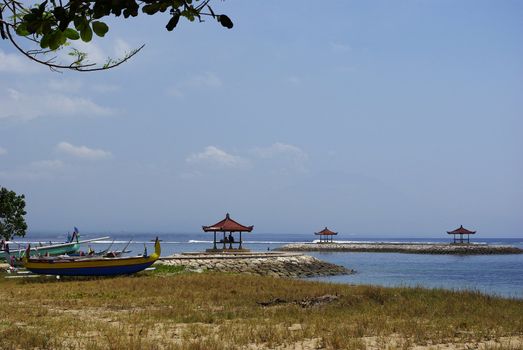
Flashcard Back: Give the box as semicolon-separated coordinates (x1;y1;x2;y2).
22;238;160;276
0;236;111;261
1;240;79;260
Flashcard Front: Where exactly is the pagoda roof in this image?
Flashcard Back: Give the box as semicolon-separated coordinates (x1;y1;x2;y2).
447;225;476;235
202;213;254;232
314;227;338;236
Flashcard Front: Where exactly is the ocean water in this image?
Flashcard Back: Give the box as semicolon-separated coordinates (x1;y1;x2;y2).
12;232;523;299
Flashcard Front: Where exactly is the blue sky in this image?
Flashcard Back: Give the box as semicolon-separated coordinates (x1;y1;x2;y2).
1;1;522;236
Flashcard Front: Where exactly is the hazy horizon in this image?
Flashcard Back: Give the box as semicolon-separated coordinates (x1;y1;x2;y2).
22;229;523;239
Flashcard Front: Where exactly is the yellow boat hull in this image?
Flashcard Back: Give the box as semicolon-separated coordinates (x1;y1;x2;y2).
23;238;161;276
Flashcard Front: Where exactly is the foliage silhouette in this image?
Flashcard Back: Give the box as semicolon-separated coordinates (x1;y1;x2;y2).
0;0;232;71
0;187;27;241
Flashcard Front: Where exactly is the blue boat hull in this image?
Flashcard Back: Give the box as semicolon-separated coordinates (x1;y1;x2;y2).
28;261;155;276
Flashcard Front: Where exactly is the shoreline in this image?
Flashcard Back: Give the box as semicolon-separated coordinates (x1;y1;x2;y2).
275;242;523;255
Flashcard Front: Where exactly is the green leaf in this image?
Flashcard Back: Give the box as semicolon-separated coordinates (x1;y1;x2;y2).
48;30;65;50
142;4;160;15
23;13;38;22
80;25;92;42
15;23;30;36
218;14;233;29
41;21;52;35
26;21;41;34
59;31;67;45
64;28;80;40
74;16;87;31
165;14;180;31
92;21;109;37
38;0;48;14
40;33;50;48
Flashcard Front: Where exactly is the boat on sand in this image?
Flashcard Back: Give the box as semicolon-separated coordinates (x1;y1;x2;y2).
22;238;160;276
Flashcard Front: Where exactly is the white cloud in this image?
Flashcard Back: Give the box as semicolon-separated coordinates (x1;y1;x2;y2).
64;41;107;65
253;142;309;172
56;142;112;160
48;79;83;92
0;50;42;73
0;87;113;120
91;84;120;93
56;38;134;67
167;87;184;98
167;72;223;97
186;146;246;168
0;159;64;181
0;147;7;156
31;159;64;169
0;38;136;76
254;142;308;160
46;94;112;116
187;72;222;88
48;80;120;94
185;143;307;172
114;38;132;58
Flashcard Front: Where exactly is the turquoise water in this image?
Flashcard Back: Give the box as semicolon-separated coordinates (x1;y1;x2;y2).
308;251;523;299
15;232;523;299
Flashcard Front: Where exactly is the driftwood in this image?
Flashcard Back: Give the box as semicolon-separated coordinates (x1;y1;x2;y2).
257;294;339;308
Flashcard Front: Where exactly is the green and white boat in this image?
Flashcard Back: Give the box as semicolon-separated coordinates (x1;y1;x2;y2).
1;232;109;261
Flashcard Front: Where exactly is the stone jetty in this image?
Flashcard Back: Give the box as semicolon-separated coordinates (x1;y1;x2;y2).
158;251;351;278
276;242;523;255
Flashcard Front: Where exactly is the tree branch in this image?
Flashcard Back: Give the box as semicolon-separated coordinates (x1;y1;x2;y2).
6;24;144;72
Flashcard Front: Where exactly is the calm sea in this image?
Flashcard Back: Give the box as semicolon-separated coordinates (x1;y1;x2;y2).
14;232;523;299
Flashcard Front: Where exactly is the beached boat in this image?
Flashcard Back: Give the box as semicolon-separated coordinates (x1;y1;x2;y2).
0;235;81;260
22;238;160;276
0;235;111;261
69;239;132;258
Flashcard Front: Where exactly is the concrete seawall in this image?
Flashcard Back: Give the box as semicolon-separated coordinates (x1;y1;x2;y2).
275;243;523;255
158;252;352;278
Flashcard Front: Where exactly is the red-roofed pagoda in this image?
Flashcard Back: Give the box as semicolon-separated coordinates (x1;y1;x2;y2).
315;227;338;243
447;225;476;244
202;213;254;251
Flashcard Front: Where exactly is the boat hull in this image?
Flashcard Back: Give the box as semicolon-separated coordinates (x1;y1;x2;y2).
22;238;161;276
26;261;155;276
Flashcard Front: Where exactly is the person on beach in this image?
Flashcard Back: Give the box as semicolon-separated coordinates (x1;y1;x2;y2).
228;233;234;243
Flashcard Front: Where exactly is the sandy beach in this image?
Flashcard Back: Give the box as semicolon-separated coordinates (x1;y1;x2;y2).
1;270;522;350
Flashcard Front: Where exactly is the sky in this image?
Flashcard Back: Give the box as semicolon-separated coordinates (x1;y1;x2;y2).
0;1;522;236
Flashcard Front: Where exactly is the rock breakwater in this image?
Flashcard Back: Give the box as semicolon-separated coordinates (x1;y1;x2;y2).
158;252;351;278
276;243;523;255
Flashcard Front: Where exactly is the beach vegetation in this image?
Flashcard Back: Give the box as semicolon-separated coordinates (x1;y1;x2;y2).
1;270;522;349
152;263;186;275
0;186;27;241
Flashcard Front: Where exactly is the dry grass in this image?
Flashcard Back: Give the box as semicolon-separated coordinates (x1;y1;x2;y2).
1;271;522;349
